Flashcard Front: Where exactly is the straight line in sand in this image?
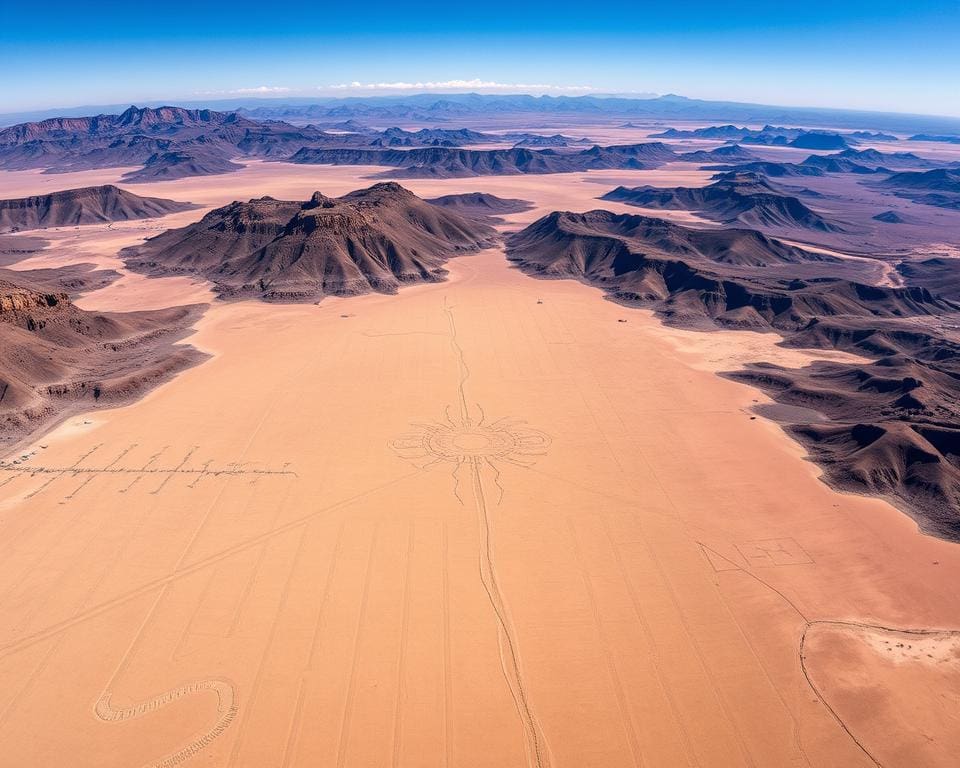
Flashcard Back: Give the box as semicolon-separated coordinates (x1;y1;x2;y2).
0;469;423;662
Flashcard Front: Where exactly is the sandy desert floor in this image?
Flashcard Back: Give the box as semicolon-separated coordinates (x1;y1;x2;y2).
0;163;958;768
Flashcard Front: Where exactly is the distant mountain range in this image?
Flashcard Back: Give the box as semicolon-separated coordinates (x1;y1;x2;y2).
0;106;591;180
3;103;958;185
708;148;955;179
0;106;310;178
650;124;897;145
0;105;674;181
651;125;859;148
909;134;960;144
652;124;805;141
289;142;679;178
4;94;960;134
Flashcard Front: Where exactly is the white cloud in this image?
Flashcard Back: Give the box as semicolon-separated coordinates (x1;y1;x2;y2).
235;86;292;94
194;85;293;96
191;80;596;100
325;79;595;93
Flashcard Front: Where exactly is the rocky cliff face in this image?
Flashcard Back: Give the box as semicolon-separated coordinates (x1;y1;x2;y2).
0;284;69;316
0;275;206;450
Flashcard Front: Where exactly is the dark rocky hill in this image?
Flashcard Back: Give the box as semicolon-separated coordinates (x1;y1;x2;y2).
0;185;195;232
1;273;205;448
122;182;497;301
601;173;843;232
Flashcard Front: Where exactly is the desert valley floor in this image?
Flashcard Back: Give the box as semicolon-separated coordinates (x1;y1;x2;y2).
1;146;959;768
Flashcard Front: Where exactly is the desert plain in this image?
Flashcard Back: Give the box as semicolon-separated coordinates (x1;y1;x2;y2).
0;141;959;768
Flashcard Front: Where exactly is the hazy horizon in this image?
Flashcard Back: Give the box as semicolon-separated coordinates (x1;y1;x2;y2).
4;91;960;126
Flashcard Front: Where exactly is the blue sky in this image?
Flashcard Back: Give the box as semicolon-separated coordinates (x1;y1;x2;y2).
2;0;958;115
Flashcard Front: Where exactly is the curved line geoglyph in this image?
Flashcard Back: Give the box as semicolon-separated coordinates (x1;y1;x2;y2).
95;679;238;768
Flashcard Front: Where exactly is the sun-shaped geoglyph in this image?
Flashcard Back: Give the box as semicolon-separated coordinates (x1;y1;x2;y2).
391;410;551;468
